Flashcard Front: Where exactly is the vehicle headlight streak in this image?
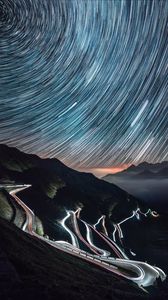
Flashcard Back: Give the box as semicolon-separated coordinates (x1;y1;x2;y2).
6;184;167;288
112;207;158;244
90;223;129;259
93;215;108;236
82;220;110;257
67;210;103;255
113;209;139;242
59;208;166;287
59;211;79;248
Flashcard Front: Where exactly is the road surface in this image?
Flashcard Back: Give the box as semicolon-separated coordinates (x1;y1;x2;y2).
4;184;166;288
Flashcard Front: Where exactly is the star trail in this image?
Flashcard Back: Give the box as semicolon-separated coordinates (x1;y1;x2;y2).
0;0;167;173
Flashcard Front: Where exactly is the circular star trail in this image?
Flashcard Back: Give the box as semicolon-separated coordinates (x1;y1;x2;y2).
0;0;167;170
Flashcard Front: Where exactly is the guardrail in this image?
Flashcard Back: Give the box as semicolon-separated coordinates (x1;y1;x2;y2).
66;247;112;266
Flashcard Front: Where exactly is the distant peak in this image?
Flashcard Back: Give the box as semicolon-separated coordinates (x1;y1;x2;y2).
138;162;150;166
127;164;136;169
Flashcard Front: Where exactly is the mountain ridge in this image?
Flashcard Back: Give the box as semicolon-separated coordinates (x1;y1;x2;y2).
103;161;168;179
0;143;140;239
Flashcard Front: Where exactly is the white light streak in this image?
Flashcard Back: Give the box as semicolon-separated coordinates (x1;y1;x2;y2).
131;100;149;127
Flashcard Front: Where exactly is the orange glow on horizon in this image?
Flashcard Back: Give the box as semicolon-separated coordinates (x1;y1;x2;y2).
78;164;129;178
94;166;128;174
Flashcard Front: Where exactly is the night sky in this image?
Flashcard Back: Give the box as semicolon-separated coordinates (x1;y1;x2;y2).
0;0;167;177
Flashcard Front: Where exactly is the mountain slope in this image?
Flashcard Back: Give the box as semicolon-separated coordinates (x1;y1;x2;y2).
103;162;168;179
1;217;167;300
103;162;168;214
0;144;139;239
0;144;168;298
0;217;149;300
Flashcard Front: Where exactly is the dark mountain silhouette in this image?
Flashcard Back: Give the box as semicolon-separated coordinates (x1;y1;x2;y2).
103;161;168;214
131;161;168;173
134;168;168;179
103;161;168;179
134;170;155;178
0;144;140;239
157;167;168;177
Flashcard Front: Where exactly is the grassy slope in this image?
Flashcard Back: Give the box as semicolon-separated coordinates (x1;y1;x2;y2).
0;217;152;300
0;190;13;221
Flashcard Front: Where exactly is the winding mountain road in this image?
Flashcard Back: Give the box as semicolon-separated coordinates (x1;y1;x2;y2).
4;184;166;288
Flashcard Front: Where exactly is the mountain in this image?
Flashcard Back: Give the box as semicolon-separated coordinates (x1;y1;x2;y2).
157;167;168;178
1;217;158;300
103;161;168;213
104;162;168;179
1;144;168;298
0;144;139;238
134;170;155;178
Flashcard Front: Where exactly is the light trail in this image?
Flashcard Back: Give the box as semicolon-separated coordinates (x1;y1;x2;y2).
102;215;108;236
89;224;128;259
131;100;149;127
59;212;79;248
93;215;108;236
93;216;104;229
113;209;139;242
130;250;136;257
82;220;110;257
75;207;82;218
112;225;117;242
4;184;166;288
68;210;101;255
